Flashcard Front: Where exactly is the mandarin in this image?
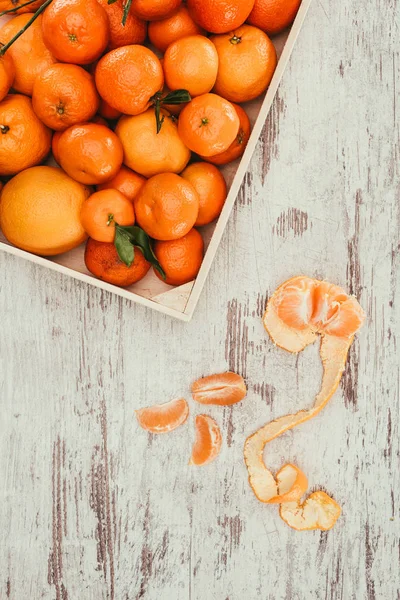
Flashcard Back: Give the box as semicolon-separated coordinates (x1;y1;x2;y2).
32;64;99;131
134;173;199;241
178;93;239;157
97;0;147;50
0;51;14;103
0;94;51;176
97;166;146;203
95;45;163;116
200;103;251;165
115;108;190;178
211;25;277;103
99;99;122;121
248;0;301;35
57;123;123;185
80;189;135;243
42;0;109;65
0;166;90;255
0;0;45;14
164;35;219;98
85;237;150;287
153;228;204;286
131;0;181;21
0;14;57;96
148;5;204;53
181;162;227;226
187;0;255;34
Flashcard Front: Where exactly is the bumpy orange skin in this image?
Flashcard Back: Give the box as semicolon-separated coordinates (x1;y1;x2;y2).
85;238;150;287
32;64;99;131
57;123;123;185
96;0;147;50
80;189;135;243
247;0;302;35
0;0;44;13
95;46;164;116
0;14;57;96
131;0;181;21
164;35;219;98
115;108;191;178
187;0;255;34
178;93;240;157
154;228;204;286
42;0;109;65
0;94;52;176
0;52;14;103
0;166;90;256
181;162;227;226
97;166;146;203
201;103;251;165
134;173;199;241
148;6;205;53
211;25;277;103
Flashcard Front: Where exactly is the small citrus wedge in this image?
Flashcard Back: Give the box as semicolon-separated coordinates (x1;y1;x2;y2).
190;415;222;466
135;398;189;434
279;491;341;531
191;372;247;406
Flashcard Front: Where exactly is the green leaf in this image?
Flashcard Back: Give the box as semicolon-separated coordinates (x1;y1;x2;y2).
161;89;191;105
121;0;132;25
154;100;165;134
107;0;118;4
115;227;135;267
116;225;166;279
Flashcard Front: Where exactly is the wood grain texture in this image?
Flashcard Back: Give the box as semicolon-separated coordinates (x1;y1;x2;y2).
1;0;399;598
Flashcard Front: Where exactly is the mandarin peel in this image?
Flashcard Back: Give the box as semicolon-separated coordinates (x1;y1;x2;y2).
244;276;365;530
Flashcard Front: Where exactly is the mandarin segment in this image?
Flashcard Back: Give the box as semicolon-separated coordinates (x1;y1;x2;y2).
136;397;189;434
191;372;247;405
190;415;222;466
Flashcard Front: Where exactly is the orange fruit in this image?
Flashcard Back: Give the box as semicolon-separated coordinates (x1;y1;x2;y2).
153;228;204;286
95;46;163;116
178;93;240;157
135;397;189;433
187;0;255;34
57;123;123;185
201;103;251;165
115;108;191;178
211;25;277;103
99;99;121;121
163;35;219;98
191;372;247;405
148;5;205;53
97;0;147;50
131;0;181;21
32;64;99;131
80;189;135;243
0;94;51;176
41;0;109;65
0;165;90;255
247;0;302;35
134;173;199;241
0;0;45;14
0;51;14;103
0;14;57;96
91;114;108;127
85;237;150;287
190;415;222;466
51;130;62;164
97;166;146;203
181;162;227;226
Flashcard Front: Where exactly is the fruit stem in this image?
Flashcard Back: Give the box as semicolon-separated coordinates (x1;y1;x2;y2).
230;35;242;45
0;0;53;56
0;0;38;17
200;118;209;127
0;125;9;134
121;0;132;26
107;213;114;226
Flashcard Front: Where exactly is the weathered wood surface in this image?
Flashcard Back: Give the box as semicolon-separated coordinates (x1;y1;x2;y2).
1;0;399;598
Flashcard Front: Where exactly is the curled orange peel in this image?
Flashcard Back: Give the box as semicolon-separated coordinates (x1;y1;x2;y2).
244;276;365;530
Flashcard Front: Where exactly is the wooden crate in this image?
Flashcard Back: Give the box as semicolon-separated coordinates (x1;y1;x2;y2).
0;0;312;321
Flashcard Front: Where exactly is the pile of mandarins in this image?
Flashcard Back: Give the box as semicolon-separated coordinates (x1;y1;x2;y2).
0;0;301;288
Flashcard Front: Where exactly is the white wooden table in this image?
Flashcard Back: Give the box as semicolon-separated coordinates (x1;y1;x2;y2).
1;1;399;598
